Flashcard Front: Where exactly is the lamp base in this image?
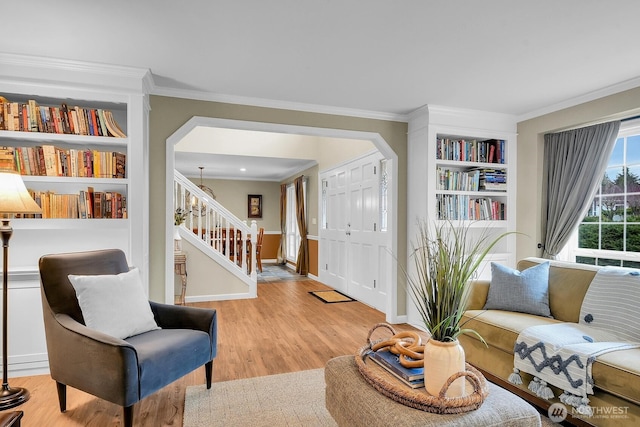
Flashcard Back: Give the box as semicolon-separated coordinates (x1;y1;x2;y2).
0;385;29;410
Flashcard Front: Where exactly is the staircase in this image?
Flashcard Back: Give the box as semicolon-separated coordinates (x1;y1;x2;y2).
174;170;257;296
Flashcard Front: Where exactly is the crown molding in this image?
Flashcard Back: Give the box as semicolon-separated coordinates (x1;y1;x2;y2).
0;52;153;94
150;85;409;123
517;75;640;123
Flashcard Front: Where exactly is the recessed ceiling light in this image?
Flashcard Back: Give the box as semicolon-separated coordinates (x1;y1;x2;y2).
240;168;246;172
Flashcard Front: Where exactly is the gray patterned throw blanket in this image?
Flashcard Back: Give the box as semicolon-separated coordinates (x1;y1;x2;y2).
509;265;640;414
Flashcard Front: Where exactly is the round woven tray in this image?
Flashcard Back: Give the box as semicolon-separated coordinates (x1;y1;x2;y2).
355;323;490;414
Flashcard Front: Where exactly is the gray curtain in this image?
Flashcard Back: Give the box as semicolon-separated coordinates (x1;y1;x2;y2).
541;121;620;258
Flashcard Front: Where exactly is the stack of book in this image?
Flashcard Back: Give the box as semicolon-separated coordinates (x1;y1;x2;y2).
479;169;507;191
366;349;424;389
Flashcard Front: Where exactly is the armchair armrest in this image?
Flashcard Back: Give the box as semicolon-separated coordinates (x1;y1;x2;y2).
48;313;140;406
465;280;490;310
149;302;217;357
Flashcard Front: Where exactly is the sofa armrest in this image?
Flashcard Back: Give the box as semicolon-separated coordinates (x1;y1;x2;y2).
150;302;217;357
466;280;490;310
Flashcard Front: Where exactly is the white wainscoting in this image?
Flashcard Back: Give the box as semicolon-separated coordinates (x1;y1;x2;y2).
3;269;49;377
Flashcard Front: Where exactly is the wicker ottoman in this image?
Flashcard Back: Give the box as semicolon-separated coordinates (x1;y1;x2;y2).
325;355;541;427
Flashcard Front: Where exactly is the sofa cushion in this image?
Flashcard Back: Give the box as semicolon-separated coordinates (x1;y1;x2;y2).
68;268;159;339
593;348;640;405
125;328;211;399
579;266;640;342
463;309;560;354
483;262;552;317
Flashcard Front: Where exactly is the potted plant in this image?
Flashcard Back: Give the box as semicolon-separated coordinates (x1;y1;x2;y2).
406;220;510;397
173;208;190;252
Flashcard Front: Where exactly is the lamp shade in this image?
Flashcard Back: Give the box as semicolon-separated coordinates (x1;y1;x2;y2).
0;170;42;214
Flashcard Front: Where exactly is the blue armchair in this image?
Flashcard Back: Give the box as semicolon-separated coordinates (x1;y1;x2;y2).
38;249;217;427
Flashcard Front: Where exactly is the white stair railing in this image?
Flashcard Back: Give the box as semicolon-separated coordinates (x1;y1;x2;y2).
174;170;257;289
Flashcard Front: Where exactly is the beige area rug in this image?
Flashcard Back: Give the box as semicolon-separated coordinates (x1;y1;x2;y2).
183;368;560;427
183;369;336;426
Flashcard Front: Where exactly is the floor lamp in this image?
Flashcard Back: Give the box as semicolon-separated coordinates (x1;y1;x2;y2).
0;170;42;410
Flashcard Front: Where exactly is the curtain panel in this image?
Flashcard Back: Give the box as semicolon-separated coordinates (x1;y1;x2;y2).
277;183;287;264
294;175;309;275
541;121;620;258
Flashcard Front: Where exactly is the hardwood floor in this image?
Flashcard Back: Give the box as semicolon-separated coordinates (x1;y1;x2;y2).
10;273;418;426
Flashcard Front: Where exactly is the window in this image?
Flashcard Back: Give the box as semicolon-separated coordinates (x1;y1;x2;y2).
567;119;640;267
285;180;307;262
379;159;389;232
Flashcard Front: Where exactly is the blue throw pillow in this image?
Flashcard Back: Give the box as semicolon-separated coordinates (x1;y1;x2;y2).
483;262;552;317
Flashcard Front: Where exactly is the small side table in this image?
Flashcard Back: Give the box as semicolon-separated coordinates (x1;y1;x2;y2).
174;252;187;305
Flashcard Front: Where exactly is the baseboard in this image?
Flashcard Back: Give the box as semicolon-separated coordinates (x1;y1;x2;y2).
185;292;257;303
8;354;50;378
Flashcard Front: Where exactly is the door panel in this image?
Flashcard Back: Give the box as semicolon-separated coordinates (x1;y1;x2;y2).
320;152;388;310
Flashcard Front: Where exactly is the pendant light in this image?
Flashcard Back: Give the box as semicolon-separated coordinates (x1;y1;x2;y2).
192;166;216;216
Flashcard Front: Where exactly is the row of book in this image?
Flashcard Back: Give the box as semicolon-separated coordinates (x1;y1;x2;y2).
19;188;127;219
0;146;125;178
436;167;507;192
437;167;480;191
436;138;506;164
0;96;126;137
436;194;506;221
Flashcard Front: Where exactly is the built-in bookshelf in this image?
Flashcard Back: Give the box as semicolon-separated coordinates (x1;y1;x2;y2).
435;137;508;222
407;106;517;313
0;95;130;222
0;53;150;376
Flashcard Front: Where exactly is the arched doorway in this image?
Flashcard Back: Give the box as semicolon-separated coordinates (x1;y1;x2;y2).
165;117;399;320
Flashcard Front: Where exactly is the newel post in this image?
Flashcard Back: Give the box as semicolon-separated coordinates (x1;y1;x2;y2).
250;220;258;279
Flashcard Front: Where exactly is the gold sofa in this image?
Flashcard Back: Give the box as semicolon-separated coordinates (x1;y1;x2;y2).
460;257;640;427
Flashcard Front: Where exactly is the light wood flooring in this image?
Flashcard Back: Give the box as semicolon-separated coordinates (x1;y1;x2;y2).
10;270;418;426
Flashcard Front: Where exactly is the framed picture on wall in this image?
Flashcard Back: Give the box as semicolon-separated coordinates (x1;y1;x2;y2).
248;194;262;218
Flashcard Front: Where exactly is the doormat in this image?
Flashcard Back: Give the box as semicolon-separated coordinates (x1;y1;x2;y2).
309;290;355;303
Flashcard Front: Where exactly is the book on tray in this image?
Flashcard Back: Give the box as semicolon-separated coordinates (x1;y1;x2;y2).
366;349;424;389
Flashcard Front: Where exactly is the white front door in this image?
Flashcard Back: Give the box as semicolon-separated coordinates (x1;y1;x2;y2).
320;152;389;310
321;169;348;292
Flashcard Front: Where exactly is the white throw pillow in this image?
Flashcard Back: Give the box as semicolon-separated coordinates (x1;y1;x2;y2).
68;267;159;339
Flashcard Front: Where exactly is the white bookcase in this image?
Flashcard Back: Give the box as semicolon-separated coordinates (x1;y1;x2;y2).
407;105;517;327
0;53;150;376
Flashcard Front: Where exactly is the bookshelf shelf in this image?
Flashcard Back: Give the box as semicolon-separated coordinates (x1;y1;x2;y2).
21;176;128;185
12;218;129;230
0;130;128;147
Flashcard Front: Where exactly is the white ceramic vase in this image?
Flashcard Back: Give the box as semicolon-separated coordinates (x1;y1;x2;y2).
423;339;466;398
174;225;182;252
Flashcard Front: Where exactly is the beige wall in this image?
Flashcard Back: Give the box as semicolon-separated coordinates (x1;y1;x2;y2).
315;138;376;172
516;87;640;260
150;95;408;315
188;177;281;230
178;238;248;298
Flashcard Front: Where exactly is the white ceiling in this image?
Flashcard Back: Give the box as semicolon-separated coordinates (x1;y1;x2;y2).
4;1;640;118
4;1;640;177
